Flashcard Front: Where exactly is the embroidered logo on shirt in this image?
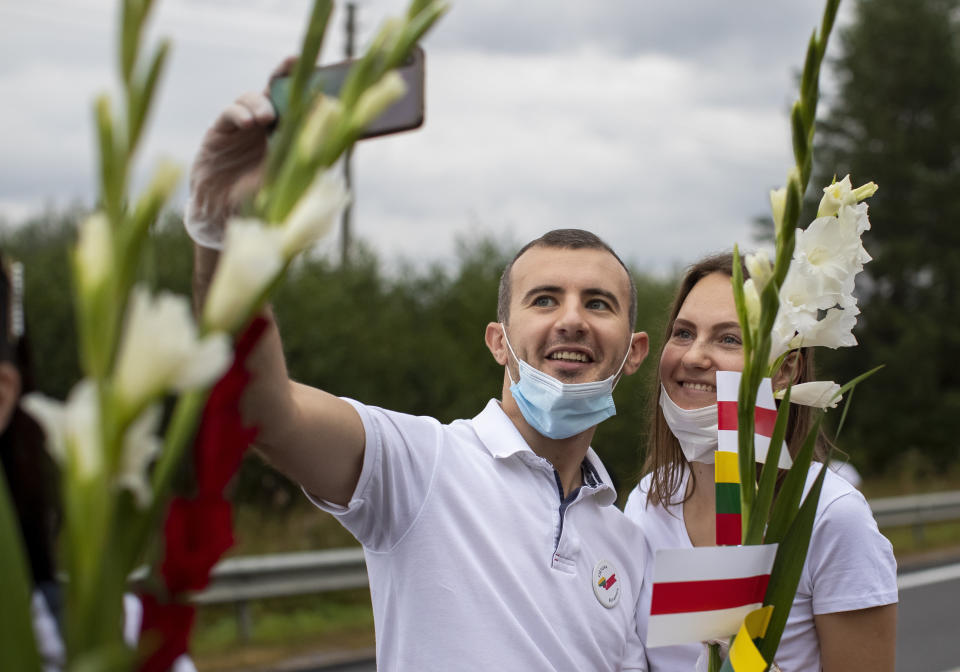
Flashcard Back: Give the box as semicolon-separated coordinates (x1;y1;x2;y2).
592;559;621;608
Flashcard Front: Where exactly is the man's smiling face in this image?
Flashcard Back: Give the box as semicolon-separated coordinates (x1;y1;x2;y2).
502;245;635;384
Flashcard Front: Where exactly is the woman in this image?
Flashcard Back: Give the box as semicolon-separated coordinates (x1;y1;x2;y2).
625;253;897;671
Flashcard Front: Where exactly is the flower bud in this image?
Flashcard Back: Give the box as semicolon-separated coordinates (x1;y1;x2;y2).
769;188;786;232
350;71;407;134
775;380;842;409
76;212;113;295
203;218;284;333
282;168;351;259
297;96;344;162
743;279;761;333
745;249;774;292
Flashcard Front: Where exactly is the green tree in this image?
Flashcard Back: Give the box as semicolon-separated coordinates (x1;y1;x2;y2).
3;211;676;509
813;0;960;473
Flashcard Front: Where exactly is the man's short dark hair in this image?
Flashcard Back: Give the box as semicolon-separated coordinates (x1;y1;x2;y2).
497;229;637;327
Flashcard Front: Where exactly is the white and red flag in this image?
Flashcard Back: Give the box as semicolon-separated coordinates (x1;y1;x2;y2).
646;544;778;647
716;370;791;469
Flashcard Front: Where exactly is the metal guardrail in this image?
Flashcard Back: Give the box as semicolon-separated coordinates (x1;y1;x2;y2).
870;491;960;528
194;490;960;640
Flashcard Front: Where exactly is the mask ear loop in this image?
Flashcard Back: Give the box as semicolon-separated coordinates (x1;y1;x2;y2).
499;323;521;385
609;335;635;390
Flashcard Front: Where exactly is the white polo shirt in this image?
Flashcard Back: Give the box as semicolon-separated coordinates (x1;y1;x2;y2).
308;398;648;671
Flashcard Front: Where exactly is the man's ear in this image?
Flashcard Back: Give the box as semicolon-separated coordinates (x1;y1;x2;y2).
0;362;21;431
485;322;509;366
623;332;650;376
772;351;803;390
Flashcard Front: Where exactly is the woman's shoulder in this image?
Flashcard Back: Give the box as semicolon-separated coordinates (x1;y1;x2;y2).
804;462;872;523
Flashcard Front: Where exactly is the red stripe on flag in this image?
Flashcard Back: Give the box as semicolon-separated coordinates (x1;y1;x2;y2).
716;513;742;546
717;402;777;437
755;407;777;437
650;574;770;615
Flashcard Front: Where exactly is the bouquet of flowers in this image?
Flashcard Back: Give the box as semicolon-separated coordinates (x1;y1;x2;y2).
645;1;883;669
714;0;881;668
0;0;446;669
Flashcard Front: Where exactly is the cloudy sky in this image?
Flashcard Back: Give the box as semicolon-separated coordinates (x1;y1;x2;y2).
0;0;853;275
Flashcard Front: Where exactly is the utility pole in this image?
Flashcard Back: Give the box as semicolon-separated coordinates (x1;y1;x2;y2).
340;2;356;267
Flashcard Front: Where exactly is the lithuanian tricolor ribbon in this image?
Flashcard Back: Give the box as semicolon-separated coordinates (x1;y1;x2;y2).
715;449;742;545
718;606;774;672
646;545;777;647
714;371;792;546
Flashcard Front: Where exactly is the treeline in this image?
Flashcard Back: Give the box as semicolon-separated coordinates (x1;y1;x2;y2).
0;212;676;506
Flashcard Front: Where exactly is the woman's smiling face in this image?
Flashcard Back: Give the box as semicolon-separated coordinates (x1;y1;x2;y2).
659;272;744;410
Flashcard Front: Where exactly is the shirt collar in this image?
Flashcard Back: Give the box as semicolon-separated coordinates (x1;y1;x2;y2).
472;399;617;506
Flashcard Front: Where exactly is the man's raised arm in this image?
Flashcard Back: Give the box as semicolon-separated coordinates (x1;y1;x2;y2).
189;82;365;507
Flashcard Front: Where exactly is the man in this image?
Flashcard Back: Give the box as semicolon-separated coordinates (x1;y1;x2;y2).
189;88;651;671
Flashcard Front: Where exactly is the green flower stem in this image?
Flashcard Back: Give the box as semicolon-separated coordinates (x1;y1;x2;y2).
117;388;208;576
149;388;207;514
707;643;723;672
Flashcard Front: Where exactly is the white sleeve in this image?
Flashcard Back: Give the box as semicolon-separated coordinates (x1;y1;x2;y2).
305;399;444;551
806;490;898;615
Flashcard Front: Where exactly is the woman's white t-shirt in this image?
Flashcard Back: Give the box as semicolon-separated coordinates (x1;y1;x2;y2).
624;463;898;672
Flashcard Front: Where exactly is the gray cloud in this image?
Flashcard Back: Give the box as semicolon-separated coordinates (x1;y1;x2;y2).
0;0;851;273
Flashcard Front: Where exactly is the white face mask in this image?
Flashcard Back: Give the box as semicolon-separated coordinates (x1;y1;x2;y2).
658;385;718;463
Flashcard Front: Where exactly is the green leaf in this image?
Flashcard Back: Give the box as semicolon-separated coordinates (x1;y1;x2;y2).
764;413;823;544
745;384;792;545
128;40;170;156
0;469;42;672
759;454;829;661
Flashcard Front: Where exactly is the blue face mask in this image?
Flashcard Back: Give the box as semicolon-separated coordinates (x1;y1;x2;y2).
500;324;631;440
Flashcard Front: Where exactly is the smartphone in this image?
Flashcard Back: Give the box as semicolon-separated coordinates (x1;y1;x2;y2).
269;46;425;139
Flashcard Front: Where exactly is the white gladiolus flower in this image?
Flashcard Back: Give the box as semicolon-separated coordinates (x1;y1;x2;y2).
794;215;863;298
797;306;860;350
76;212;113;294
115;404;163;507
203;218;285;333
745;249;774;291
22;381;102;481
775;380;843;409
114;286;232;410
351;71;407;133
281;168;351;258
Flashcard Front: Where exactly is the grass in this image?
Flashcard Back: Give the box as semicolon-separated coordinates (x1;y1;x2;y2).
191;590;375;671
